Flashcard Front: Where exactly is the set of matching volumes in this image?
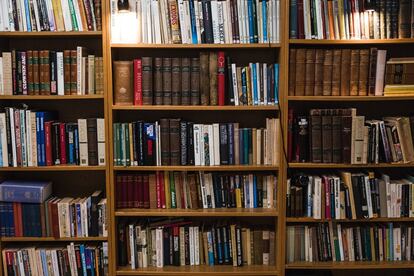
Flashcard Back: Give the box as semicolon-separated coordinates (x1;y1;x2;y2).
288;48;388;97
384;57;414;95
0;48;104;96
111;0;279;44
0;108;106;167
287;223;414;263
113;54;279;106
113;118;280;167
0;0;102;32
290;0;414;40
116;172;277;210
288;108;414;164
0;180;107;238
2;242;108;276
287;172;414;219
117;219;275;268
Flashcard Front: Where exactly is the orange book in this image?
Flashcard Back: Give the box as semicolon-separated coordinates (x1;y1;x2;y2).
327;0;335;40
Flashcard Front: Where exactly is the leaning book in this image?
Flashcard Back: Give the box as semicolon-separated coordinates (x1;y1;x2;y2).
0;180;52;203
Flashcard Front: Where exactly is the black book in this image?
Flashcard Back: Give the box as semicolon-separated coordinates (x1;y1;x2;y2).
50;51;57;95
163;228;170;266
143;123;156;166
257;176;263;207
201;0;214;43
52;123;61;165
221;225;231;264
4;109;13;166
89;190;102;237
295;116;309;162
351;174;363;218
180;121;187;165
173;228;180;266
211;226;218;264
117;223;127;266
184;226;190;265
220;175;227;208
358;175;369;218
131;123;138;165
187;122;195;165
213;174;222;207
227;123;234;165
17;51;23;95
219;124;229;165
216;226;224;264
251;0;258;43
226;56;234;105
135;121;144;166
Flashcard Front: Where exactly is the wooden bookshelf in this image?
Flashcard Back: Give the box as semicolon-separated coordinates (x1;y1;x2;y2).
287;95;414;101
112;105;279;111
286;217;414;223
113;165;279;171
0;165;106;172
115;208;279;217
0;31;102;37
288;162;414;169
110;43;281;49
289;38;414;45
285;261;414;269
1;237;108;242
0;95;104;100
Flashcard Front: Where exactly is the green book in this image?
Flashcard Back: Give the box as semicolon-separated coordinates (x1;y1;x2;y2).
120;123;126;166
125;123;130;166
67;0;79;31
170;172;176;209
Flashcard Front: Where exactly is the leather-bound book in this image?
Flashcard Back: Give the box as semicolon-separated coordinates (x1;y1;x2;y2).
390;0;399;38
349;49;360;96
289;49;296;96
70;50;77;95
180;121;187;165
332;111;342;163
368;48;378;96
314;49;324;96
341;108;354;164
26;50;34;95
358;49;370;96
200;52;210;105
253;230;263;265
322;49;333;96
305;49;315;96
113;61;133;105
63;50;71;95
162;57;172;105
295;116;309;162
142;57;153;105
217;52;226;106
171;57;181;105
331;49;342;96
86;118;98;166
398;0;411;38
32;51;40;95
160;118;170;165
181;58;191;105
209;52;218;105
340;49;351;96
154;57;163;105
310;109;322;163
294;49;306;96
321;110;333;163
190;58;200;105
169;119;181;166
43;50;51;95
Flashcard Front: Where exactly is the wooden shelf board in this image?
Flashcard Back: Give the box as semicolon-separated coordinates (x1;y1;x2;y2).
116;265;278;275
114;165;279;171
1;237;107;242
115;208;278;217
286;217;414;223
0;165;106;171
0;31;102;37
287;95;414;101
289;38;414;45
285;261;414;269
110;43;280;49
112;105;279;111
0;95;104;100
288;162;414;169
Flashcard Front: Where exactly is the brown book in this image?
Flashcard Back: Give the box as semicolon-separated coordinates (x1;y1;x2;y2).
188;174;199;209
340;49;351;96
190;57;200;105
349;49;360;96
70;50;77;95
209;52;218;105
160;118;170;165
294;49;306;96
154;57;163;105
113;61;133;105
86;118;98;166
149;174;157;209
322;49;333;96
269;231;275;266
368;48;378;96
171;57;181;105
262;231;270;265
331;49;342;96
142;57;153;105
43;50;50;95
181;57;191;105
169;119;181;166
199;52;210;105
288;49;296;96
63;50;71;95
321;110;333;163
253;230;263;265
305;49;316;96
398;0;411;38
332;112;342;163
32;50;40;95
309;109;322;163
358;49;370;96
94;0;102;31
162;58;172;105
314;49;324;96
341;109;354;163
26;50;34;95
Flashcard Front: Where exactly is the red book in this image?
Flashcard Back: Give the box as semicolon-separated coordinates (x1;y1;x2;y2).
156;172;162;208
133;59;143;105
217;52;226;106
13;203;20;237
116;175;123;209
137;175;143;208
51;199;60;238
320;1;326;39
297;0;305;39
44;121;53;166
59;123;67;164
323;176;331;219
127;175;134;208
14;110;22;166
160;172;166;209
143;175;150;208
121;176;128;208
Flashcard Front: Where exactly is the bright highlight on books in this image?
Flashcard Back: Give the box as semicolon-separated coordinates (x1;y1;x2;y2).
111;8;140;44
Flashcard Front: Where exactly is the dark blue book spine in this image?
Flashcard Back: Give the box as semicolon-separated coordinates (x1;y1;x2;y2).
274;64;279;104
241;68;247;105
239;129;244;164
216;227;223;264
0;203;5;236
222;226;230;264
247;0;254;42
1;185;44;203
262;0;267;42
74;126;80;165
6;203;13;236
201;0;214;43
226;56;234;105
187;122;194;165
219;124;229;165
243;129;249;164
213;174;221;208
36;112;42;165
80;244;88;276
251;0;258;42
253;175;257;208
227;123;234;165
290;0;297;38
138;121;144;166
189;0;198;43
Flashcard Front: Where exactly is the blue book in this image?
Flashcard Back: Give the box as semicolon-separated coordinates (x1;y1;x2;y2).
227;124;234;165
241;68;247;105
243;129;249;164
262;0;268;42
0;203;5;236
306;183;312;217
0;180;52;203
80;244;88;276
36;112;42;165
85;248;93;276
290;0;297;38
207;231;214;265
216;228;223;264
274;64;279;104
74;127;80;165
76;203;82;235
0;127;3;167
253;175;257;208
66;124;75;164
23;0;32;31
247;0;254;43
239;129;244;164
40;250;49;276
189;0;198;43
252;64;258;105
37;111;56;166
222;227;230;263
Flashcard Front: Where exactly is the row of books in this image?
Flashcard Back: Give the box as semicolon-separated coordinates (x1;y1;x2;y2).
383;57;414;96
116;172;277;210
0;108;106;167
287;223;414;263
113;118;280;167
113;54;279;106
288;108;414;164
2;243;108;276
111;0;280;44
289;0;413;40
0;0;102;32
288;48;387;97
117;220;275;268
287;172;414;219
0;48;104;96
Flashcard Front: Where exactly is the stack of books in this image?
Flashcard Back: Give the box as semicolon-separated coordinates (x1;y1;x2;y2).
118;219;275;268
113;118;280;167
116;172;277;209
384;57;414;96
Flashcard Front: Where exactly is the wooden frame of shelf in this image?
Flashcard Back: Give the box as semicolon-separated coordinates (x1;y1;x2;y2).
286;217;414;223
0;31;102;37
0;165;106;171
110;43;280;49
113;165;279;171
112;105;279;111
1;237;108;242
288;162;414;169
0;95;104;100
115;208;279;217
285;261;414;269
289;38;414;44
287;95;414;101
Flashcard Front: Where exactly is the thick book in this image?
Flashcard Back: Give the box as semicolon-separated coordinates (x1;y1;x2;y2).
171;58;181;105
0;180;52;203
142;57;153;105
200;52;210;105
162;58;172;105
113;61;133;105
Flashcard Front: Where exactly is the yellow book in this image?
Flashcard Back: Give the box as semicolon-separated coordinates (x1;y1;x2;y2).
384;84;414;92
164;171;171;209
235;176;242;208
51;0;65;31
337;0;346;39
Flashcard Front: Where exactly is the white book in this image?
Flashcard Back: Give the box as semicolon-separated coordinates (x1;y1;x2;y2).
304;0;311;39
364;175;374;218
334;176;341;219
194;0;202;43
141;229;148;267
0;3;4;31
194;226;200;265
18;0;27;31
6;0;14;31
243;0;249;43
189;227;195;265
0;113;8;167
87;55;95;94
257;0;262;43
51;250;60;276
313;176;322;219
275;0;280;42
156;228;164;267
97;118;106;166
193;124;201;165
212;123;220;166
45;0;57;31
208;173;215;208
231;64;239;105
72;0;84;31
263;63;267;105
217;1;225;43
222;0;229;43
248;174;254;208
8;108;16;167
76;47;85;95
337;224;344;261
268;0;273;43
77;119;88;166
374;50;387;96
0;2;9;31
184;0;193;43
152;0;162;44
129;225;136;269
146;0;153;43
256;62;261;104
199;172;208;208
159;0;168;43
0;57;3;95
25;110;31;167
207;125;214;166
30;112;37;167
210;0;220;43
141;0;148;43
237;0;244;43
354;0;361;39
56;52;64;95
59;0;72;31
135;0;143;43
198;1;204;43
177;0;188;43
315;0;323;39
394;227;402;260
